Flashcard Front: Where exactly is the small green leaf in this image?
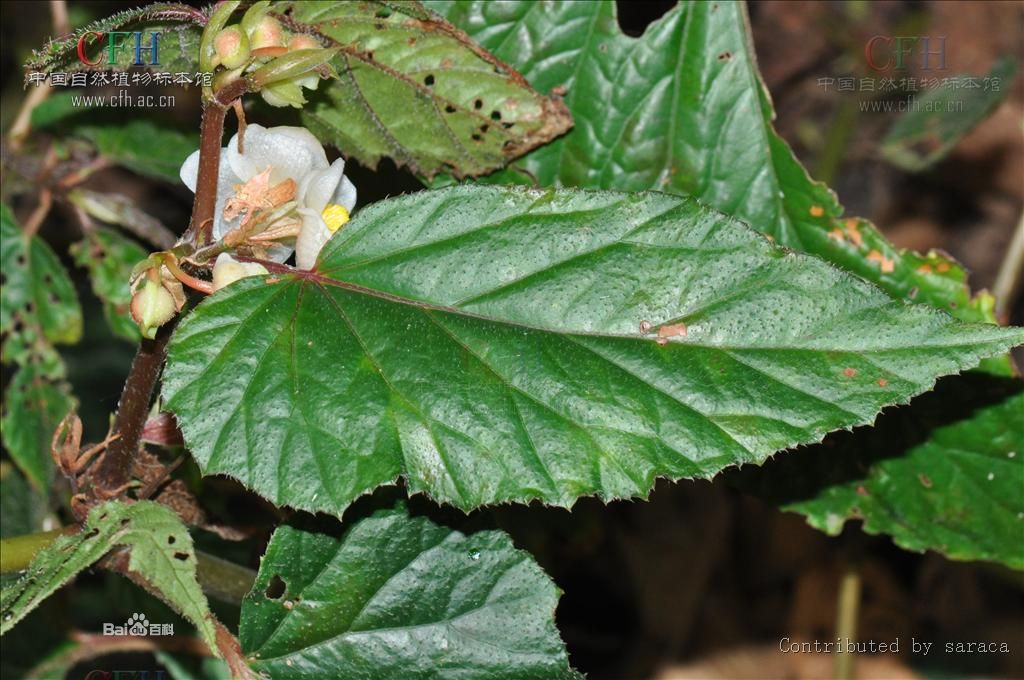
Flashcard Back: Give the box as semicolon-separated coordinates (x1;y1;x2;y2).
882;57;1017;172
1;364;75;491
71;227;150;341
0;500;220;657
787;389;1024;569
0;204;82;373
23;3;206;78
163;186;1024;515
284;0;572;179
240;505;580;679
111;501;220;657
74;121;198;183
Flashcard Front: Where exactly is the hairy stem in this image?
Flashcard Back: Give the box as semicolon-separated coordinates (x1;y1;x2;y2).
93;318;179;495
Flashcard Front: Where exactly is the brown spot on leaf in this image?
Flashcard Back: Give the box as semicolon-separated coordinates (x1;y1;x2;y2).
843;367;857;378
639;320;651;333
856;485;869;496
718;51;732;61
877;378;888;387
917;263;933;274
918;473;933;488
866;250;895;273
828;228;845;242
844;220;863;246
657;323;688;340
936;261;951;273
809;205;825;217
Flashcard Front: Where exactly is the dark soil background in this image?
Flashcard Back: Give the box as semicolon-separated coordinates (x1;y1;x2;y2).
1;2;1022;679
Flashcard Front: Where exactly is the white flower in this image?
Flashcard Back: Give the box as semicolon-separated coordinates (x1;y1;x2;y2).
212;253;269;292
179;124;356;269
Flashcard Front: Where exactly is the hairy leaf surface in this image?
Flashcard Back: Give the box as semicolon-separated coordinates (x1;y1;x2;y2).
163;186;1024;515
240;505;579;678
283;0;572;178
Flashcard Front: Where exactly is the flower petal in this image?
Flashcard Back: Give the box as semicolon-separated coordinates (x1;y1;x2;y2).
298;159;345;214
226;124;328;184
179;149;201;193
331;174;357;213
295;209;331;270
180;146;243;241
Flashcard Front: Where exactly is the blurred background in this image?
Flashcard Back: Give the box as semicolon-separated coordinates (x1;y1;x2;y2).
2;2;1022;679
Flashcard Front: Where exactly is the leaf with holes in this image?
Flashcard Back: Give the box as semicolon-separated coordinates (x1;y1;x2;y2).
0;204;81;375
1;364;76;490
23;3;206;78
162;186;1024;515
280;1;571;179
71;227;150;341
240;504;580;678
0;500;219;658
427;1;1007;347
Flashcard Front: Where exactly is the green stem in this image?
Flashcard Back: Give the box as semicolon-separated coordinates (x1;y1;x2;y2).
833;565;861;680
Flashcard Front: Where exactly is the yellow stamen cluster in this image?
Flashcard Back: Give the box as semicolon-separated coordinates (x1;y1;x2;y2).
321;204;350;233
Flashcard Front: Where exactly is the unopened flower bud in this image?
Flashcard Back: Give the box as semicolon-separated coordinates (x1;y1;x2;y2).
131;279;177;339
288;34;320;51
247;15;285;50
212;25;250;70
212;253;269;292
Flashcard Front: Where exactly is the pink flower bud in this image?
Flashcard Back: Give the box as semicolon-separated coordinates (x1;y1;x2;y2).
213;25;250;70
130;279;177;339
248;16;285;50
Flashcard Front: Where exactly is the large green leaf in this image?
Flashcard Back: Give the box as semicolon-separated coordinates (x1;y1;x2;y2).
240;505;579;678
881;57;1018;173
283;0;572;179
71;227;150;341
23;3;205;77
163;186;1023;515
426;0;1002;331
427;0;1021;562
0;500;220;656
0;204;81;374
